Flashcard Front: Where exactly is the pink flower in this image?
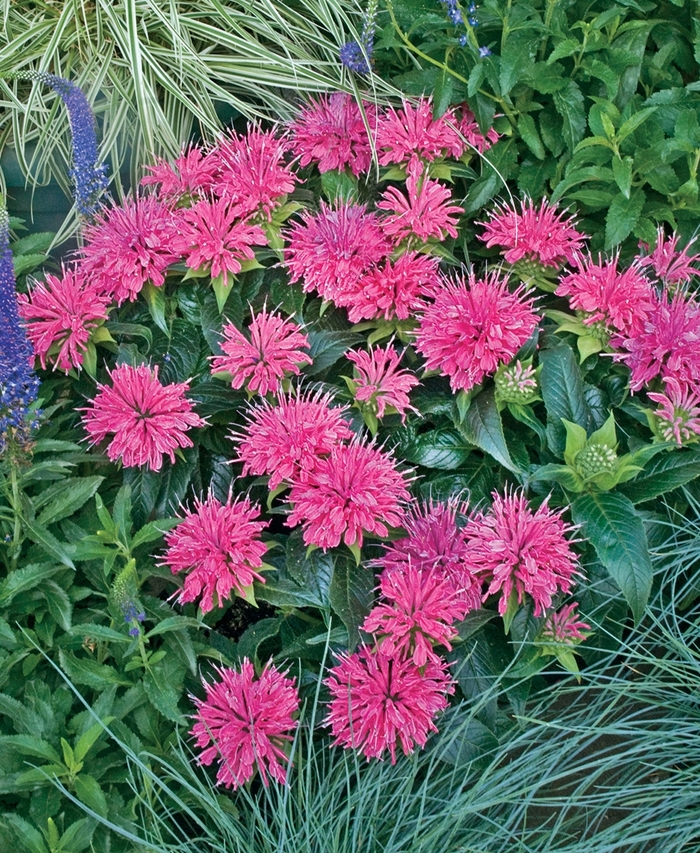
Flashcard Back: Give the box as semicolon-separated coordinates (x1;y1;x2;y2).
556;256;656;340
455;105;500;154
477;198;585;268
212;126;296;220
172;197;268;286
636;227;700;287
233;388;354;490
616;292;700;393
363;565;464;666
463;490;580;618
284;201;390;304
141;145;218;200
162;494;268;613
211;307;312;396
79;196;182;304
346;345;419;422
540;603;591;645
18;266;109;371
648;376;700;446
82;363;205;470
376;99;465;173
377;499;483;614
286;438;411;550
191;660;299;789
377;170;463;243
290;93;377;177
415;270;539;393
325;646;453;763
344;251;440;323
494;359;539;404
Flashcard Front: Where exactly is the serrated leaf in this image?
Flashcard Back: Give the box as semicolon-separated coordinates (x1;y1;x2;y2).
605;188;645;248
1;814;49;853
35;476;104;528
237;617;282;666
0;735;62;764
572;492;652;624
130;517;180;550
23;522;75;568
142;281;169;336
144;616;204;639
57;817;95;853
321;170;359;203
438;717;499;768
42;580;72;631
612;156;633;198
400;428;473;470
58;651;131;690
142;657;186;723
517;114;545;160
619;450;700;503
0;563;62;605
74;720;113;764
285;529;333;607
461;387;519;474
306;330;361;375
539;342;591;456
617;107;657;143
328;554;374;650
68;623;131;644
524;61;569;94
553;80;586;150
74;774;108;818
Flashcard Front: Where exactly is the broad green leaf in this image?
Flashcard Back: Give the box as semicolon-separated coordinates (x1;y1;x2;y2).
553;80;586;151
619;450;700;503
547;38;581;64
460;387;519;474
572;492;652;624
0;735;62;764
617;107;658;143
306;330;361;375
1;814;49;853
67;623;131;644
255;572;327;609
0;617;17;650
157;318;204;384
144;616;204;639
438;717;499;768
612;155;633;198
74;774;108;818
328;553;374;650
605;188;645;248
517;113;545;160
112;485;133;546
74;720;113;764
142;656;186;723
237;617;282;666
320;169;359;203
23;522;75;568
142;280;169;335
57;817;95;853
286;530;333;607
0;563;62;605
42;580;73;631
58;651;131;690
130;517;180;550
539;342;590;456
524;61;569;94
400;428;473;470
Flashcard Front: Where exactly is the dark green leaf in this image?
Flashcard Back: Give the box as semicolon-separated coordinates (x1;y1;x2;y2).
517;114;545;160
525;62;569;94
0;735;62;764
438;716;499;768
144;616;204;639
142;656;186;723
41;580;72;631
553;80;586;150
34;477;104;528
23;522;75;568
539;342;590;456
572;491;652;624
460;387;519;473
286;530;333;606
328;554;374;650
400;428;473;470
605;188;645;248
306;331;360;375
130;517;180;550
321;170;359;203
0;563;62;605
1;814;49;853
74;774;108;818
619;450;700;503
58;651;130;690
237;617;282;666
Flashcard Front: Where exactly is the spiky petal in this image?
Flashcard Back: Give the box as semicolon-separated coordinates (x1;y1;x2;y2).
191;660;299;789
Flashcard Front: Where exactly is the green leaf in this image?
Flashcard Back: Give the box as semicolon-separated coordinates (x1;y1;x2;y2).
142;656;186;723
57;818;95;853
0;735;62;764
130;517;180;550
23;522;75;568
285;530;333;607
399;428;473;470
144;616;204;639
306;330;361;375
142;281;169;336
524;62;569;94
320;169;359;203
553;80;586;151
460;387;519;474
517;114;545;160
612;155;633;198
237;617;282;666
58;651;131;690
1;814;49;853
438;717;499;768
74;720;113;764
74;774;108;818
605;188;645;248
42;580;72;631
328;553;374;650
539;342;590;456
67;623;130;644
619;450;700;503
572;492;652;624
0;563;62;606
617;107;658;143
